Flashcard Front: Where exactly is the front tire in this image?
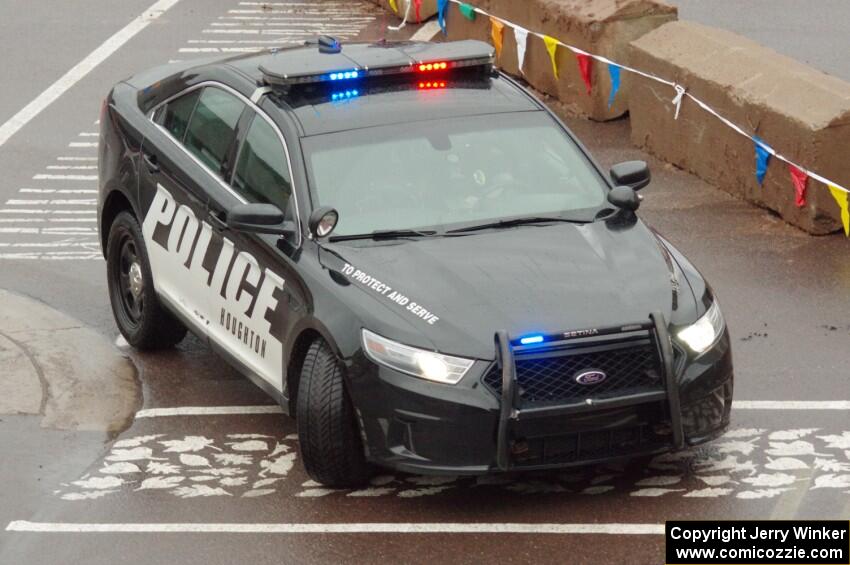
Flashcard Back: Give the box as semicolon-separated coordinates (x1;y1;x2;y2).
296;339;372;487
106;211;187;350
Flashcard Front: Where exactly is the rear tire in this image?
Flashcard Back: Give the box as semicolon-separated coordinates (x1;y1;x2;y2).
296;339;372;487
106;211;187;350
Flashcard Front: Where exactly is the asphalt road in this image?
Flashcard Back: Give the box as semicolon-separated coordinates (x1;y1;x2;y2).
1;2;849;564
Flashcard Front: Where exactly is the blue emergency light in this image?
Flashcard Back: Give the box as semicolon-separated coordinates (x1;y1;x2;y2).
519;335;545;345
329;70;359;81
331;89;359;101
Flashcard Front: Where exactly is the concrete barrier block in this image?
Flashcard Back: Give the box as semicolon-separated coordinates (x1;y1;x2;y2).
629;21;850;234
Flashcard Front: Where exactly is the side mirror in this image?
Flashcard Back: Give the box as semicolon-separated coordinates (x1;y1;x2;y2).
608;186;641;212
227;203;294;235
309;206;339;238
610;160;651;191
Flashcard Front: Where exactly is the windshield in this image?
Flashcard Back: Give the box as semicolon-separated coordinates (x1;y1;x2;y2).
303;112;608;237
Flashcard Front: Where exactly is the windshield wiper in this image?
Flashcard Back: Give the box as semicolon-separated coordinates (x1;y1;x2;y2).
446;216;589;234
328;229;438;242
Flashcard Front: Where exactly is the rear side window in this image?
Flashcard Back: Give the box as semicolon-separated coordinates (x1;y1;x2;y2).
184;87;245;174
161;89;201;142
232;115;292;216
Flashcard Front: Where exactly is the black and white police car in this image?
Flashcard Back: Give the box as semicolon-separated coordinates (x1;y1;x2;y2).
98;37;733;487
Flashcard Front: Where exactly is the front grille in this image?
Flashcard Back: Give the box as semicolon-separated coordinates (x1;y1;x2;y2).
513;422;670;467
483;340;663;406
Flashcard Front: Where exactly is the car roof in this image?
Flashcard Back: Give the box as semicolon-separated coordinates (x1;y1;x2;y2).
225;41;541;137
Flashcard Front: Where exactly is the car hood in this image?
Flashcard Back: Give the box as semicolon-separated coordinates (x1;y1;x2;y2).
321;219;687;360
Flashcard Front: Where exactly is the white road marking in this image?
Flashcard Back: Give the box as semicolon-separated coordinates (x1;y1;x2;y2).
410;20;442;42
5;521;664;535
0;0;182;149
68;142;98;148
0;228;95;235
57;157;97;161
135;406;284;418
7;199;95;205
187;39;295;45
46;165;98;170
0;217;95;223
734;400;850;410
33;174;98;181
132;401;850;419
20;188;97;194
78;132;99;137
0;209;95;214
0;228;38;234
0;252;101;260
0;241;98;249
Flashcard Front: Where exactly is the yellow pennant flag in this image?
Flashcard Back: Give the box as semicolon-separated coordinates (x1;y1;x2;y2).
490;18;505;59
828;184;850;237
543;35;560;79
389;0;398;14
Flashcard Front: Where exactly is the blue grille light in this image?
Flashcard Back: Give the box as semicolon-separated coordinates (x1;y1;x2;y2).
520;335;545;345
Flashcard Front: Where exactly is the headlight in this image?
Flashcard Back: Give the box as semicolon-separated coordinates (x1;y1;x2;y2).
677;300;725;354
361;329;475;385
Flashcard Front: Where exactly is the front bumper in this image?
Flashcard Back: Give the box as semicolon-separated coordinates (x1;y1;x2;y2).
346;315;733;475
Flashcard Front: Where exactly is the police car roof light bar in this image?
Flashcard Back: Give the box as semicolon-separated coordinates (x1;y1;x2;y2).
259;40;495;88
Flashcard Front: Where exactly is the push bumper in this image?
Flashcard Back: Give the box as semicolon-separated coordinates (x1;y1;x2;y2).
347;313;733;475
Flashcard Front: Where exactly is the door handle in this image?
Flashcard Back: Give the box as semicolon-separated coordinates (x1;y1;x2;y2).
207;209;227;230
143;153;160;173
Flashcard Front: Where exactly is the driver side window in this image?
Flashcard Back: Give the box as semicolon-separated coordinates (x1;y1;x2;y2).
231;114;293;218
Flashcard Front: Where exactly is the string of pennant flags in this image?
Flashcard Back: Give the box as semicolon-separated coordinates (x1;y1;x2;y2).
388;0;850;236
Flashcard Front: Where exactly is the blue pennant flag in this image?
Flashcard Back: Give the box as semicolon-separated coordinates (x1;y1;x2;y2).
754;136;772;186
607;64;621;108
438;0;449;34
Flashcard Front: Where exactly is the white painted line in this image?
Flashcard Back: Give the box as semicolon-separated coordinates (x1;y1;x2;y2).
410;20;442;42
0;228;38;234
135;405;283;418
33;174;97;180
20;188;97;194
0;227;95;235
57;157;97;161
0;0;182;149
0;217;95;223
132;401;850;419
46;165;97;170
0;242;98;249
5;521;664;535
7;199;95;205
187;39;295;44
78;132;99;137
734;400;850;410
0;209;95;214
0;252;101;260
68;142;98;148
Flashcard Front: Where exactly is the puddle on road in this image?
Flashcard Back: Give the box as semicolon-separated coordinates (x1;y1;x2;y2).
53;428;850;502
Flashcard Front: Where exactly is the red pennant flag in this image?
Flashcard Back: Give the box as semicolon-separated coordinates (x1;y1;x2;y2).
788;164;808;208
414;0;422;22
576;54;593;95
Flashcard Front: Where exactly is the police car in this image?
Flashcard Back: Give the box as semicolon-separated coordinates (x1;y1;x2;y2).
98;37;733;487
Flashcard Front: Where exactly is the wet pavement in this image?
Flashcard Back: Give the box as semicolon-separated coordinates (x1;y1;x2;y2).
1;1;849;564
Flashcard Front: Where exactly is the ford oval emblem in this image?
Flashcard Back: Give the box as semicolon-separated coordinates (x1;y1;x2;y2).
575;370;607;386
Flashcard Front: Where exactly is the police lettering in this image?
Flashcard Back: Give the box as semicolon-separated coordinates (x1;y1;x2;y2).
143;185;285;356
